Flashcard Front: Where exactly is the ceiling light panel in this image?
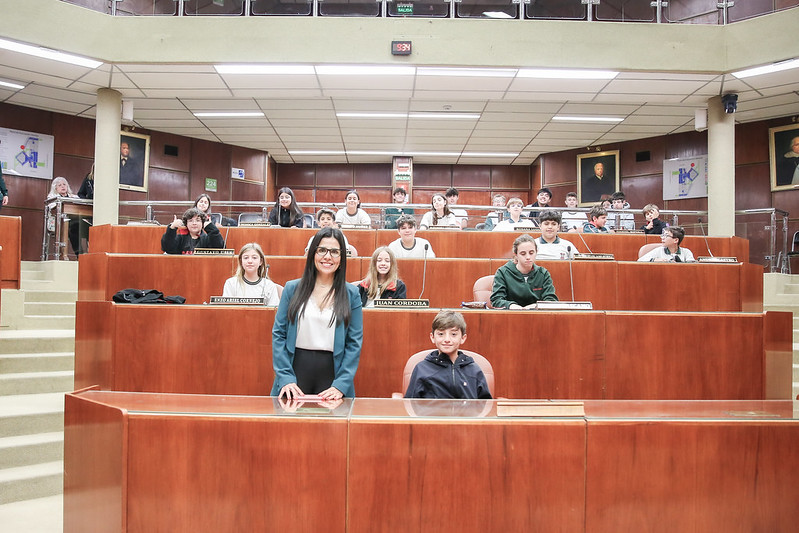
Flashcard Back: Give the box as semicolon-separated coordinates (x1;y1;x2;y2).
0;38;102;69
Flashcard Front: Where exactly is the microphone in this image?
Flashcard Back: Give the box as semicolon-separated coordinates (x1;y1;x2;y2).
697;217;714;257
222;226;230;249
575;230;593;254
567;245;575;302
418;244;429;299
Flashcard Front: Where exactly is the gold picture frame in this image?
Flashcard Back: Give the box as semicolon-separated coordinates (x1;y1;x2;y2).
577;150;620;206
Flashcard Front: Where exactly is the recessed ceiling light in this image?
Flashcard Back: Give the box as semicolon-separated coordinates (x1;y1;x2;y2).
553;116;624;123
417;67;516;78
0;79;25;90
517;69;618;80
289;150;346;155
215;64;314;75
193;112;265;118
732;58;799;79
336;113;407;119
409;113;481;120
0;38;101;69
316;65;415;76
461;152;519;157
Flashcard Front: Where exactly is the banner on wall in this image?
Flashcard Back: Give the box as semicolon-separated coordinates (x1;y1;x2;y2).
662;155;708;201
0;127;55;180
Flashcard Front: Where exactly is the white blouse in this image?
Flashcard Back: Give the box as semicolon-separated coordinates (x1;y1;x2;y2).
295;299;336;352
335;208;371;227
419;211;459;229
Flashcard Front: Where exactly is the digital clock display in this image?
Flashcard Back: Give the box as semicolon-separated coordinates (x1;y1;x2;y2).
391;41;412;56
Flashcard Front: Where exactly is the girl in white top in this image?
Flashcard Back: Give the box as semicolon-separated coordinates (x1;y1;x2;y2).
222;242;280;305
419;193;459;230
492;197;530;232
335;190;372;227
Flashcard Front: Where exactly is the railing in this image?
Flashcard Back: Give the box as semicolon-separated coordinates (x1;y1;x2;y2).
42;196;790;269
58;0;798;23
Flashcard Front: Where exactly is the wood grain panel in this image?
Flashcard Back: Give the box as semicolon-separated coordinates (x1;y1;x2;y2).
586;421;799;532
452;165;491;188
604;312;765;399
63;394;126;533
316;164;353;187
764;310;794;399
231;145;266;185
276;163;315;186
396;257;494;306
74;300;115;390
491;165;530;189
413;165;451;187
348;419;586;533
126;415;347;533
0;215;21;288
353;163;391;187
149;131;192;172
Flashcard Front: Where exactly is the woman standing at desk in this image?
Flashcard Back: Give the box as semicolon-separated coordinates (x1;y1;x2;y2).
272;227;363;400
46;176;80;259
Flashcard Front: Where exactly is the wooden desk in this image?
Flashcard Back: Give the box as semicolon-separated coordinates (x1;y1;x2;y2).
88;224;750;263
0;215;21;289
65;391;799;533
74;303;792;400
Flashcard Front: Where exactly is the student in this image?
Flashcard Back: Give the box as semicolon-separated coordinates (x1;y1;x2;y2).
490;234;557;309
483;193;507;230
419;193;459;229
268;187;304;228
525;187;552;223
161;207;224;254
222;243;280;305
272;227;363;400
384;187;413;229
335;190;372;227
306;208;351;253
404;310;491;399
641;203;668;234
638;226;695;262
444;187;468;229
387;215;436;259
356;246;406;307
535;211;577;260
194;193;237;227
583;205;613;233
561;192;587;232
608;191;634;230
492;197;530;232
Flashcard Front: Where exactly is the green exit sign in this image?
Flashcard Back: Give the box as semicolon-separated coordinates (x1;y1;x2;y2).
396;3;414;14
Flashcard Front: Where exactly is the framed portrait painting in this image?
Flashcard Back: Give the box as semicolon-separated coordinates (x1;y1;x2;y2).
577;150;619;206
119;131;150;192
769;124;799;191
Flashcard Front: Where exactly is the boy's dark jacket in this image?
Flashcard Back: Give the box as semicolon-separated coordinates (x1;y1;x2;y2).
404;350;492;399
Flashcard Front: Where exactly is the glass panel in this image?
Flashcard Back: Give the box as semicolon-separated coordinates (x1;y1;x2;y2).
251;0;313;15
665;0;721;24
456;0;518;19
595;0;655;22
524;0;585;20
111;0;178;15
183;0;245;15
387;0;450;17
727;0;782;23
318;0;381;17
61;0;111;14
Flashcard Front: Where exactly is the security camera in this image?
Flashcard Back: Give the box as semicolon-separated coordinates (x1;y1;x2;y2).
722;93;738;114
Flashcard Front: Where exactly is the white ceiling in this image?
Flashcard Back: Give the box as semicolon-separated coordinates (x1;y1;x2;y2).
1;41;799;165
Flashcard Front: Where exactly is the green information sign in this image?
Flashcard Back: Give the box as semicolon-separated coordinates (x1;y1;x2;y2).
396;3;414;14
205;178;217;192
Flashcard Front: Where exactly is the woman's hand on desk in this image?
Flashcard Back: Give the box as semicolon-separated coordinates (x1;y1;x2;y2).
319;387;343;401
279;382;304;400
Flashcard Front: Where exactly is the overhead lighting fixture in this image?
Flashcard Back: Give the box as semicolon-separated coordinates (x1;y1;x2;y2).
0;38;102;69
732;58;799;79
482;11;515;19
0;79;25;90
336;112;481;120
461;152;519;157
316;65;415;76
553;116;624;123
517;69;618;80
289;150;515;158
193;112;264;118
289;150;346;155
336;113;407;119
417;67;516;78
215;64;314;75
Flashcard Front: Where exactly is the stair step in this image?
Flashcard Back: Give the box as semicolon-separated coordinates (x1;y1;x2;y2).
0;495;63;532
0;461;63;505
0;353;74;374
19;270;48;281
0;331;74;354
0;394;65;437
0;371;74;395
0;433;63;469
21;290;78;303
9;315;76;330
24;302;76;316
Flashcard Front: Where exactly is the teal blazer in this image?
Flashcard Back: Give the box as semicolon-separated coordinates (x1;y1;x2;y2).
271;280;363;397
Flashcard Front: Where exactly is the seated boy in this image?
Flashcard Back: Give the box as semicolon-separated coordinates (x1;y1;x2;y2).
583;205;613;233
305;208;352;254
404;310;492;399
561;192;587;232
535;211;577;260
387;214;436;259
641;203;668;234
608;191;635;231
638;226;695;262
384;187;414;229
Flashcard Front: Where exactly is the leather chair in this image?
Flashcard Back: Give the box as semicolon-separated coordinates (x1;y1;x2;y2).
394;349;495;398
472;275;495;306
638;243;661;259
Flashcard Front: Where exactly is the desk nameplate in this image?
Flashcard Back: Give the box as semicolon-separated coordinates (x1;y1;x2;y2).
193;248;234;256
535;301;593;310
209;296;266;305
573;253;614;260
373;299;429;308
697;256;738;263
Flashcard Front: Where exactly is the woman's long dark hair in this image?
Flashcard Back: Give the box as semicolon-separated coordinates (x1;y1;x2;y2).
194;193;212;213
288;227;350;327
431;193;452;226
273;187;304;227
